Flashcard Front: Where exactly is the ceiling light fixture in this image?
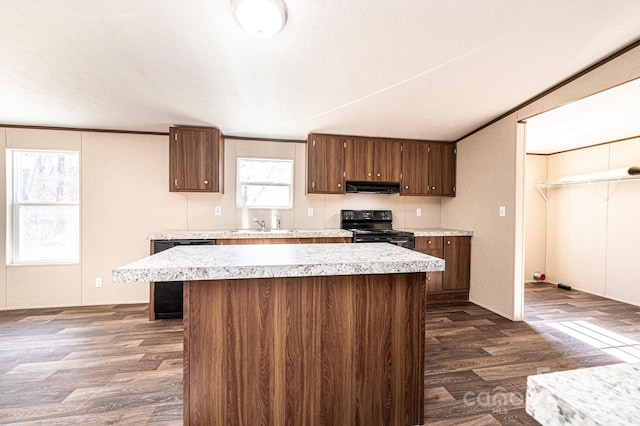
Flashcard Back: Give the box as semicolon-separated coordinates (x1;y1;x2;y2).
232;0;287;39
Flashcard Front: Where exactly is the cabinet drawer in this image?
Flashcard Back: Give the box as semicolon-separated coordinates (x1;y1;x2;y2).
414;236;443;250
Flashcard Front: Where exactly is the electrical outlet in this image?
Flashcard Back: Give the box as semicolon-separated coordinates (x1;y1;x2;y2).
308;207;314;217
214;206;222;216
416;208;422;217
499;206;506;217
96;278;103;288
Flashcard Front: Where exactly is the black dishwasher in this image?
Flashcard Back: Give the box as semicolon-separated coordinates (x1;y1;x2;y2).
153;239;216;319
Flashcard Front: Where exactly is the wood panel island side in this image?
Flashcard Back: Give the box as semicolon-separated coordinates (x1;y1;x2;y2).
113;243;444;426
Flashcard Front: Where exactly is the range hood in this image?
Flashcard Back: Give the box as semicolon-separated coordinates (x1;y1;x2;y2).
345;181;400;194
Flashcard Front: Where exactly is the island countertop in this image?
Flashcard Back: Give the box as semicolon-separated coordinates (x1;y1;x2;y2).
113;242;444;283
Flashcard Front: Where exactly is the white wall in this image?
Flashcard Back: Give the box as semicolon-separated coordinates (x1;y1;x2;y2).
0;129;442;310
80;132;188;306
545;146;609;295
440;114;521;319
525;154;548;281
544;138;640;306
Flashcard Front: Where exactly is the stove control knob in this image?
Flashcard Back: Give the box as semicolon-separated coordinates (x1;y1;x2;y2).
343;211;355;220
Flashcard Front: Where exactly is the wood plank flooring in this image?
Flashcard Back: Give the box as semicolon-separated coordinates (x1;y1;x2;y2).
425;283;640;425
0;305;183;425
1;283;639;425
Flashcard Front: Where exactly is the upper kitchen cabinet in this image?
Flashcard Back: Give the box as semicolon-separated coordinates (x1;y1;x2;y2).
169;127;224;192
345;138;402;182
401;141;456;196
400;141;430;195
307;134;345;194
306;132;456;197
428;143;456;196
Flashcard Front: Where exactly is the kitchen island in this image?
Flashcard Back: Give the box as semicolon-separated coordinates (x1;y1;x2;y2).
113;243;444;425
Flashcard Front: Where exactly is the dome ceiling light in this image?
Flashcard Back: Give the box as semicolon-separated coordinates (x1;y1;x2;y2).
232;0;287;39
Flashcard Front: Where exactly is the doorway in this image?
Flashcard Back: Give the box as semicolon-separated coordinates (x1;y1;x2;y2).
520;77;640;313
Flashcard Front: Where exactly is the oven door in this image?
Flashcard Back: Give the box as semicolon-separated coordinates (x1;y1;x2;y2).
353;235;415;250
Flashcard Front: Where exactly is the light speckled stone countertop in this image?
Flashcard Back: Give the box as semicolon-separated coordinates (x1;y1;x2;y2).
399;228;473;237
147;229;352;240
147;228;472;240
526;363;640;425
113;243;444;283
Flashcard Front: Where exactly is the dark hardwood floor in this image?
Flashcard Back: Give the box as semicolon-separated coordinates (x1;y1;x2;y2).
424;283;640;425
0;304;183;425
1;282;638;425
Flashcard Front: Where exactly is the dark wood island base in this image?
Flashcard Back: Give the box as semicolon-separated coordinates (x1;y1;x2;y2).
183;272;425;425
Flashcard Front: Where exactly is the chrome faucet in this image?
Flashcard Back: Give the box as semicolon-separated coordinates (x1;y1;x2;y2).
275;216;281;230
254;219;266;231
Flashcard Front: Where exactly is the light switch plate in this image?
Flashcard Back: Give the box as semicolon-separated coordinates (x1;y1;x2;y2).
499;206;506;217
214;206;222;216
416;208;422;217
308;207;314;217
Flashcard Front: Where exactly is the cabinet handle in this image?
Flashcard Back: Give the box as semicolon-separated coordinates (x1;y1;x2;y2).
404;185;409;189
427;240;431;244
368;173;372;177
446;240;451;245
427;276;431;281
431;186;436;190
377;173;381;177
204;180;209;185
337;183;341;187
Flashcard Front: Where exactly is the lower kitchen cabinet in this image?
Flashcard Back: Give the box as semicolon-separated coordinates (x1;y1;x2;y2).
415;236;471;303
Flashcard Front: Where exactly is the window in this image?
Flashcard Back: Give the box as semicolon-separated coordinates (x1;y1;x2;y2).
9;150;80;264
237;158;293;209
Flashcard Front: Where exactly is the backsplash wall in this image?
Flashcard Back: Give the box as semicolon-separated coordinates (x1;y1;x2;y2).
183;139;443;231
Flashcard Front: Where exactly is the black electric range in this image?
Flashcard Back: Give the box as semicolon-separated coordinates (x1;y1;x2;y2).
340;209;414;249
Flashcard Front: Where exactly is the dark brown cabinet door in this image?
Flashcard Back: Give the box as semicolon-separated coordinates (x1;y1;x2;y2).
344;138;372;181
426;271;443;293
401;141;429;195
170;127;223;192
415;237;445;293
428;143;456;196
307;134;345;194
441;143;457;196
345;138;402;183
443;236;471;291
373;139;402;182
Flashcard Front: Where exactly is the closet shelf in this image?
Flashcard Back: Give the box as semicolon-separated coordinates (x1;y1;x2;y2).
535;166;640;204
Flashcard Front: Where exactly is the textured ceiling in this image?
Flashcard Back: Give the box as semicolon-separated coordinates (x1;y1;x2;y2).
1;0;640;141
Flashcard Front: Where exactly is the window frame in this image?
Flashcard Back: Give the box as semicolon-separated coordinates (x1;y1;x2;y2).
8;149;81;265
236;157;294;209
